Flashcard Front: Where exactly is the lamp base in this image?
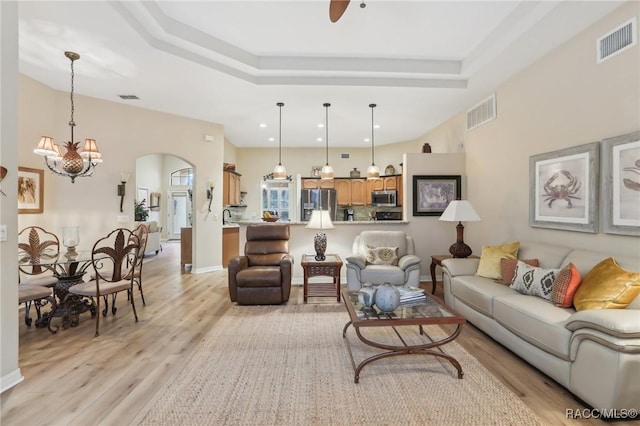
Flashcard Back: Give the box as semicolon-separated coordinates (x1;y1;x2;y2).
448;242;472;258
314;232;327;261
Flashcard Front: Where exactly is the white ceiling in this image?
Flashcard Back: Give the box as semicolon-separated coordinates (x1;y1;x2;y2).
17;1;625;148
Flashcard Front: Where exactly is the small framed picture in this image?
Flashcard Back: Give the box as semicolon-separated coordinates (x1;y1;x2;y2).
529;142;599;233
412;175;461;216
311;166;322;177
601;131;640;236
18;167;44;214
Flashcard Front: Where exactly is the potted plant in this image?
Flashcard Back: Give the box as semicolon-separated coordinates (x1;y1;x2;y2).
135;199;149;222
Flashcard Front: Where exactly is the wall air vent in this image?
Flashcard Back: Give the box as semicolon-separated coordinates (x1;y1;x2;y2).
340;153;350;159
597;17;636;64
466;94;496;132
119;95;139;100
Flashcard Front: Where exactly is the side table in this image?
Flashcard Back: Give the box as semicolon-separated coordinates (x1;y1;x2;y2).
430;254;479;294
301;254;343;303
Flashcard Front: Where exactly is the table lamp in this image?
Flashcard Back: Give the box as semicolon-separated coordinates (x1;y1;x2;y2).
439;200;481;258
306;210;335;261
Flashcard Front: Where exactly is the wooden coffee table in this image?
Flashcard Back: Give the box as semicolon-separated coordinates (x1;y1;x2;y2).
341;288;466;383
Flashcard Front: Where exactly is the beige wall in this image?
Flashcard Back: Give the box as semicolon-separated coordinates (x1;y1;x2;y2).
423;2;640;257
17;75;225;273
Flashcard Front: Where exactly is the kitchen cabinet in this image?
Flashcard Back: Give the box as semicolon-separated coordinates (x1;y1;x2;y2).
223;170;242;206
397;175;403;206
302;178;334;189
335;178;367;206
366;175;401;205
222;227;240;267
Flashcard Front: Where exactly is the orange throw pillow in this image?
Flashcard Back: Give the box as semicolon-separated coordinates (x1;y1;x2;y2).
499;258;540;285
551;263;581;308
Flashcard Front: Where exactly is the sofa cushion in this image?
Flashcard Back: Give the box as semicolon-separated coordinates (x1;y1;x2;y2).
499;258;539;285
493;294;574;359
551;263;582;308
573;257;640;311
450;275;515;317
360;265;405;285
236;266;282;288
366;246;399;266
510;262;560;300
476;241;520;280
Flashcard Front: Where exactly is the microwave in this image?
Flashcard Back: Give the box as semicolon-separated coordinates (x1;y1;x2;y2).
371;190;397;207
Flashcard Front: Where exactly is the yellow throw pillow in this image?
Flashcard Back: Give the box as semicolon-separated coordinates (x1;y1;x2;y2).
475;241;520;280
573;257;640;311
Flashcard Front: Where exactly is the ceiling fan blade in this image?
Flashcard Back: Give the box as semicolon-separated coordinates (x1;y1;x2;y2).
329;0;350;23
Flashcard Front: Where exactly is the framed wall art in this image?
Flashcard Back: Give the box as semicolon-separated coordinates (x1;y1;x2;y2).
529;142;599;233
18;167;44;214
601;131;640;236
412;175;461;216
311;166;322;177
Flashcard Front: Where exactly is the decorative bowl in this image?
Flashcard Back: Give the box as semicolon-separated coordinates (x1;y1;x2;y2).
262;216;279;222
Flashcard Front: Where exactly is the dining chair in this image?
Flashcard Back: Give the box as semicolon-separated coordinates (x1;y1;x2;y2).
68;228;140;337
18;226;60;326
130;223;149;305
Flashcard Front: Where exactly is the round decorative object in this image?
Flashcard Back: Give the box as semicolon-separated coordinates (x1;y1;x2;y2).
384;164;395;175
374;283;400;313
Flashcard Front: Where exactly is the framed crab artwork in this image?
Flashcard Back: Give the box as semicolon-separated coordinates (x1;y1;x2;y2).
529;142;599;233
601;131;640;236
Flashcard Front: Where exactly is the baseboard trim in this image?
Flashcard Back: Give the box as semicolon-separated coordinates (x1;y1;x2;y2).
1;368;24;394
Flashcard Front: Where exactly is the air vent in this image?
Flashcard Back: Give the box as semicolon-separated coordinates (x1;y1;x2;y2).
466;94;496;131
340;153;350;159
597;17;636;63
119;95;139;100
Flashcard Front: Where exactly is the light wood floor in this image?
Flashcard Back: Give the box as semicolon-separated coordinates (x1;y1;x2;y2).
1;242;631;425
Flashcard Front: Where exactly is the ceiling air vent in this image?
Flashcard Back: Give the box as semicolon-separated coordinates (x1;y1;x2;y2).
466;94;496;132
597;17;636;64
119;95;139;100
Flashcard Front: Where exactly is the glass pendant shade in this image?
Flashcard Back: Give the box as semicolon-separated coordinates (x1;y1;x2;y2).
273;102;287;180
320;164;334;180
366;164;380;180
273;163;287;179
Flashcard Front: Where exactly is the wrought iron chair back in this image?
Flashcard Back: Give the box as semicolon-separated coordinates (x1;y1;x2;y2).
130;223;149;305
18;226;60;279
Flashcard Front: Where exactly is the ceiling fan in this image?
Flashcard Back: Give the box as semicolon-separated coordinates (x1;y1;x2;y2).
329;0;365;23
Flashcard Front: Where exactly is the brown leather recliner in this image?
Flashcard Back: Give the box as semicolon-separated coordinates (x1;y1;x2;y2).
228;224;293;305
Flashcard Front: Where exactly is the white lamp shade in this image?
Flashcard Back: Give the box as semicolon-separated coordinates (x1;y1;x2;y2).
306;210;335;230
34;136;57;156
320;164;334;180
366;164;380;180
439;200;481;222
273;163;287;179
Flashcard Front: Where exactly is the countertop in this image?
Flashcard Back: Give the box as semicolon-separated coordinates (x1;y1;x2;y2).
233;220;408;226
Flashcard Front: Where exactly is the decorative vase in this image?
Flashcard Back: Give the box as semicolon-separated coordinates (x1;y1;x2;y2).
350;168;360;178
422;143;432;153
374;283;400;313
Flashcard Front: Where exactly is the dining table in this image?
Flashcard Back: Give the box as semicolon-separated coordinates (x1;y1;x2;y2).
18;249;102;333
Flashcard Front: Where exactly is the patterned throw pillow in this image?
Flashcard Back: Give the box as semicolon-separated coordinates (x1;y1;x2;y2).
366;246;399;266
510;261;561;300
475;241;520;280
551;263;582;308
499;258;540;285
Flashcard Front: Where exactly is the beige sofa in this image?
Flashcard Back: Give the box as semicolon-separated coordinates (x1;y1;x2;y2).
142;221;162;255
441;241;640;411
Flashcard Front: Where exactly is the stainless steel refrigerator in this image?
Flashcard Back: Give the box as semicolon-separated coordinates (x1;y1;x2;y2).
300;189;337;221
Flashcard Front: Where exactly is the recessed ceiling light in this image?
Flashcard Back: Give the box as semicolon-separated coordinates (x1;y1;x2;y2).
317;137;323;142
317;123;324;128
374;124;380;129
268;137;275;142
364;138;370;142
259;123;267;128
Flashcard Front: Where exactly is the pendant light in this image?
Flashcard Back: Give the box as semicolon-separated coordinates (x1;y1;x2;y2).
366;103;380;180
34;51;103;183
272;102;287;180
320;102;334;180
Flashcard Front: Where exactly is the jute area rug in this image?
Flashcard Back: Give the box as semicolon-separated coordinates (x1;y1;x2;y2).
138;303;542;426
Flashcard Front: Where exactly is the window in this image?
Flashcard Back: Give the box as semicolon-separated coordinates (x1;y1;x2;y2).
262;180;292;221
170;168;193;186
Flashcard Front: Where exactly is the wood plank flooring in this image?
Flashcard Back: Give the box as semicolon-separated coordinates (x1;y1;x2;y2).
1;241;631;425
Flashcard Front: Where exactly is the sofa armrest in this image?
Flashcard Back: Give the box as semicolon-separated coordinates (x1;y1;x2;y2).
228;256;249;302
398;254;421;271
566;309;640;338
346;254;367;269
441;258;480;277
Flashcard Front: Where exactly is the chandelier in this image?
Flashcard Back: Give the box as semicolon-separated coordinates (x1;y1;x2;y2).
34;51;102;183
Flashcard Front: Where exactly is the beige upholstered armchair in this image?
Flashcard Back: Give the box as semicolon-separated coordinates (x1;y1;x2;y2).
346;230;421;290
